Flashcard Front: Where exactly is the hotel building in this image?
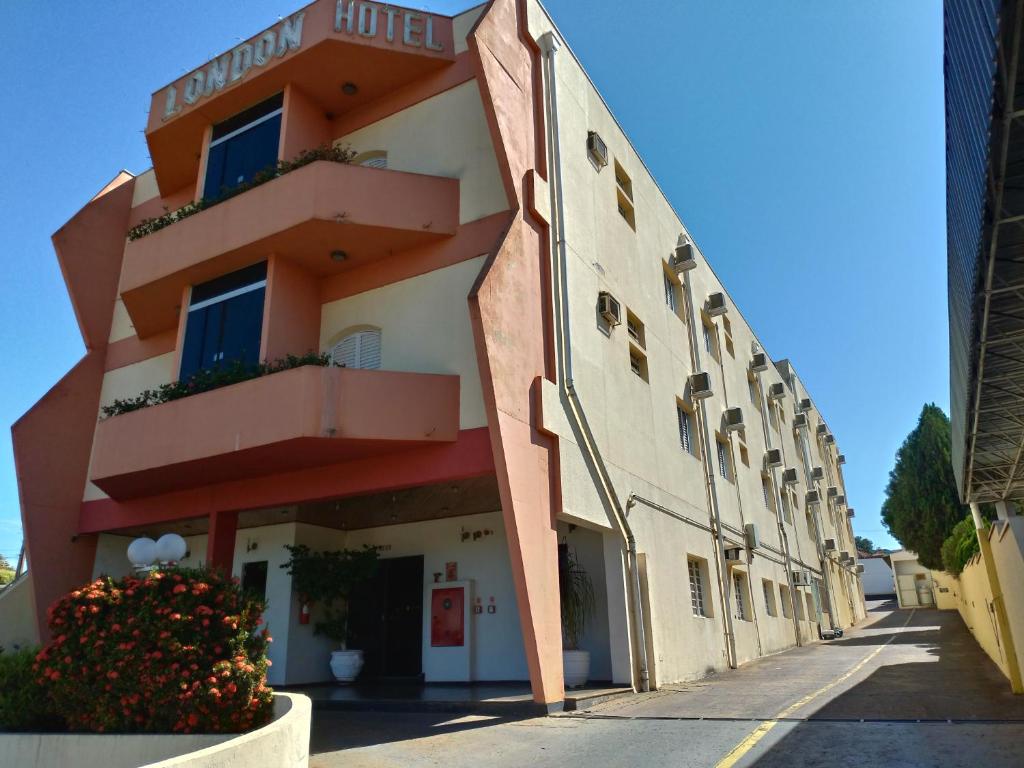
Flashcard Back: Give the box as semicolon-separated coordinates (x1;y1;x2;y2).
8;0;864;708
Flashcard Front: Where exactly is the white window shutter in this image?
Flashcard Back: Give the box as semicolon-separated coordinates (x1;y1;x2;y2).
357;330;382;369
360;154;388;169
332;330;381;370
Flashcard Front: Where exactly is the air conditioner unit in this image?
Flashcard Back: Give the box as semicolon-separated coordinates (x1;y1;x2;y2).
765;448;783;468
806;490;820;505
847;508;855;518
839;551;851;563
744;523;760;549
751;352;769;372
598;291;621;326
782;468;799;486
724;547;744;563
706;292;727;317
791;570;812;587
689;371;713;399
827;486;838;498
768;382;786;400
587;131;608;168
835;494;846;506
816;424;828;436
837;454;846;465
798;397;812;413
824;434;836;445
672;235;697;272
793;413;808;430
811;467;824;481
855;564;865;574
824;538;836;551
724;407;744;432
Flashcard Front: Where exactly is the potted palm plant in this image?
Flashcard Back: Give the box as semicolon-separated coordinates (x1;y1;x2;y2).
559;542;595;688
281;544;380;683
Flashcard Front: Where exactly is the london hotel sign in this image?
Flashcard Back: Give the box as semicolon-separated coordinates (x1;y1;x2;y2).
162;1;447;120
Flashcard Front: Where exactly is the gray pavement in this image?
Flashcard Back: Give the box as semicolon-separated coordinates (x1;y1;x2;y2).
310;600;1024;767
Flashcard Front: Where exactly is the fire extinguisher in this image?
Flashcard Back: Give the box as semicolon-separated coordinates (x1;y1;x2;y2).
299;600;311;625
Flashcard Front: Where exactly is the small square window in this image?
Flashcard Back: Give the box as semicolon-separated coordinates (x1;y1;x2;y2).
629;347;649;382
676;401;697;456
762;475;777;513
613;160;636;230
762;579;777;617
701;315;719;362
733;572;749;620
722;316;735;358
625;310;646;348
793;588;805;620
779;584;793;618
716;435;732;482
663;268;683;319
688;557;711;617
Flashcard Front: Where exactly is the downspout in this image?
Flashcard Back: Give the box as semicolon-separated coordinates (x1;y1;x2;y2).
796;426;837;634
752;369;802;646
679;271;738;668
538;32;650;693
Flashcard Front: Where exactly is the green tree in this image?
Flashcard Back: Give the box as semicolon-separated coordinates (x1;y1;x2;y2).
854;536;876;553
881;404;968;570
0;555;13;586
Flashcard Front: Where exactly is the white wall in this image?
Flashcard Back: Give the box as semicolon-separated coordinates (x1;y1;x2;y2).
861;557;896;597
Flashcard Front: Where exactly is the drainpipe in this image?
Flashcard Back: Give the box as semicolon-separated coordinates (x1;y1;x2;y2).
679;270;738;669
970;502;1023;693
796;426;838;634
752;369;802;646
538;32;650;693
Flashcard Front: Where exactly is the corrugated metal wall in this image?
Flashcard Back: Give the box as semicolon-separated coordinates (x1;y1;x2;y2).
945;0;1001;493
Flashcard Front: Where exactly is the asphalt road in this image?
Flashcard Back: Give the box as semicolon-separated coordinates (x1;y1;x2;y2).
310;600;1024;767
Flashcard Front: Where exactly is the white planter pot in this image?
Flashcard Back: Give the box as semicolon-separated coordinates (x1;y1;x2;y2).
330;650;364;683
563;649;590;689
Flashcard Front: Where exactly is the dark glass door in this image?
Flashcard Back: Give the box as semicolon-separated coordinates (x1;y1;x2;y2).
348;556;425;680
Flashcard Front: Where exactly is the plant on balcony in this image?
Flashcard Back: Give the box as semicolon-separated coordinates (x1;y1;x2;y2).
100;352;330;419
34;567;272;734
559;542;595;688
280;544;379;683
127;143;357;241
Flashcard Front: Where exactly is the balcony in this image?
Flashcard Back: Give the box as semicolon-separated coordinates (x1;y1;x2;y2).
121;160;459;337
89;365;460;500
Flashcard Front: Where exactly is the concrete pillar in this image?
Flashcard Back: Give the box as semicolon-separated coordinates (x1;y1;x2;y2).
995;500;1018;521
207;510;238;574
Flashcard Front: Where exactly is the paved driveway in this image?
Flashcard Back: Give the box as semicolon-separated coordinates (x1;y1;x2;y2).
310;600;1024;767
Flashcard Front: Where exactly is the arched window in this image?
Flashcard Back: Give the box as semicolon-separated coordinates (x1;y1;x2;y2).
353;150;388;169
331;329;381;370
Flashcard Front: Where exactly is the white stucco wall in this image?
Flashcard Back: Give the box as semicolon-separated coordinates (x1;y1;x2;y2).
860;557;896;596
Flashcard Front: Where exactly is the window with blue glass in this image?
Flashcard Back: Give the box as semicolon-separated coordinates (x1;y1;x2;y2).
202;93;283;199
179;263;267;382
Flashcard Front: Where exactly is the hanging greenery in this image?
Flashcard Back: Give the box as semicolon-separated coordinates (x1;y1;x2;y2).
127;144;357;241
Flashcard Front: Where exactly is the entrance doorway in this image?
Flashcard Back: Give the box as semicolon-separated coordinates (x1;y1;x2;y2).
348;555;424;680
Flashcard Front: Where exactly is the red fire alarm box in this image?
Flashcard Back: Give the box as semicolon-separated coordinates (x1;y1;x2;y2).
431;586;465;647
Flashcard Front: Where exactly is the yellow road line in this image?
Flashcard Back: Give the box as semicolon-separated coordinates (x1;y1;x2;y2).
714;609;917;768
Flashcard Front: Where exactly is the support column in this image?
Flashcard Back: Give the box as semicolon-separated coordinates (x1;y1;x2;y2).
207;510;238;574
970;502;1023;693
995;500;1019;521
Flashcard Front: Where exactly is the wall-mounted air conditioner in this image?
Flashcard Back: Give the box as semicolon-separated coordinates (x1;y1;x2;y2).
724;407;744;432
825;434;835;444
792;570;812;586
806;490;820;505
837;454;846;465
706;292;727;317
824;538;836;551
839;551;851;563
598;291;621;325
689;371;713;399
744;523;760;549
812;467;824;481
798;397;812;413
827;486;838;498
765;448;783;468
768;382;786;400
724;547;744;563
816;424;828;436
672;235;697;272
847;508;855;518
835;494;846;506
751;352;769;372
587;131;608;168
782;468;799;486
793;413;808;430
855;564;865;574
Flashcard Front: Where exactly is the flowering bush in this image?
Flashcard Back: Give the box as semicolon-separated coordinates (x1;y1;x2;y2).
35;567;273;734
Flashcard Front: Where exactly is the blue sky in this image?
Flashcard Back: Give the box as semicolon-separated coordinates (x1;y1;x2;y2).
0;0;943;563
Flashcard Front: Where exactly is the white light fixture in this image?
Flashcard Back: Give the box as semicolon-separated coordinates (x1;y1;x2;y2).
155;533;188;564
127;537;157;569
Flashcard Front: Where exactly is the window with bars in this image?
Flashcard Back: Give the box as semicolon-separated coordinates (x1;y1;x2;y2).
330;329;382;370
717;436;732;481
664;271;678;314
676;403;695;455
762;579;777;617
733;572;748;620
688;558;708;617
762;475;776;512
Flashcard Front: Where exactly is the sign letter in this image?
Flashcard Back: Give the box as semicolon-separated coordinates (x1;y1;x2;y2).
277;12;305;56
403;12;424;47
425;17;444;51
384;6;399;42
163;85;179;119
230;44;253;82
203;55;230;96
183;71;205;105
254;31;276;66
335;1;355;34
357;3;378;38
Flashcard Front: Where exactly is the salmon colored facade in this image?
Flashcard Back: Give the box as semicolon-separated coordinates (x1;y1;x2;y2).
11;0;864;708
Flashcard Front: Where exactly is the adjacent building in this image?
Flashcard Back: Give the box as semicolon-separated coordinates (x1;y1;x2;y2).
10;0;864;708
